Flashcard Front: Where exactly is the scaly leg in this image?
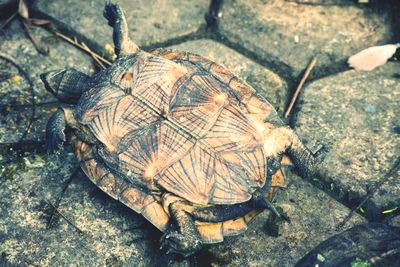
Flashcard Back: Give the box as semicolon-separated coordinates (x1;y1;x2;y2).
46;106;78;153
160;200;202;257
263;126;321;178
103;1;139;57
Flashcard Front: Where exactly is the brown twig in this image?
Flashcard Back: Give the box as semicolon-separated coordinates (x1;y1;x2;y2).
336;157;400;230
45;199;85;235
47;168;80;229
52;30;111;68
284;56;317;118
0;11;17;30
81;41;106;69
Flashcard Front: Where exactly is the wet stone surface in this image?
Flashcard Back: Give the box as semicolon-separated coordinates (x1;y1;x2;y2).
294;63;400;220
172;39;289;114
218;0;394;79
0;20;94;143
31;0;210;53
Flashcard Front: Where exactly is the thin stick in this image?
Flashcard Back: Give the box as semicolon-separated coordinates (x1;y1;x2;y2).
52;31;111;67
284;56;317;118
45;199;85;235
0;11;17;30
81;42;105;69
336;157;400;230
47;168;80;229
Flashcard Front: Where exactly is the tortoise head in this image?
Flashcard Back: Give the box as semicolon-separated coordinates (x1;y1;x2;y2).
41;69;91;104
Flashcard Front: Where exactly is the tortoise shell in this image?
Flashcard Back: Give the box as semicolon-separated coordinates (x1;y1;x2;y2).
73;49;287;243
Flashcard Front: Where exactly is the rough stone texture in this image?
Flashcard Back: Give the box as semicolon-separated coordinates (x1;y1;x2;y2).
30;0;210;53
0;103;57;144
172;39;289;114
294;63;400;220
218;0;394;79
0;20;94;143
1;0;399;266
0;149;365;266
197;169;365;266
0;149;161;266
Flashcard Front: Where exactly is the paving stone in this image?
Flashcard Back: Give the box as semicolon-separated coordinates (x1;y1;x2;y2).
172;39;289;114
0;20;95;143
218;0;394;79
293;63;400;220
0;150;160;266
30;0;210;53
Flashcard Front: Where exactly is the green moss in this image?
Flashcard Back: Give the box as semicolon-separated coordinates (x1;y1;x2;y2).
351;258;371;267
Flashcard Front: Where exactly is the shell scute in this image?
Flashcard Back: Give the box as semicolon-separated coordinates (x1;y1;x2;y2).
98;120;195;190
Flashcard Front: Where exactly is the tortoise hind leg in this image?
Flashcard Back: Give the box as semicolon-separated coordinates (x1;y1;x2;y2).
263;126;325;178
103;2;139;57
41;69;90;104
161;200;202;257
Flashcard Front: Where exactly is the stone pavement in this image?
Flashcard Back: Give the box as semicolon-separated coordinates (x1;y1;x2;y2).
0;0;399;266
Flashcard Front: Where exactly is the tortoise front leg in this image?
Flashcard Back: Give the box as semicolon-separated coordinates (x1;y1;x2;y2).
103;2;139;57
161;200;202;257
46;106;78;153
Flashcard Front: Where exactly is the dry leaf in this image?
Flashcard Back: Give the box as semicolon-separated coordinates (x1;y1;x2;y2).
348;44;400;71
18;0;29;19
29;18;51;26
22;20;49;55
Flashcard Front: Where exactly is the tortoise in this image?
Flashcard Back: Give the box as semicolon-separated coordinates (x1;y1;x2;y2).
42;2;319;257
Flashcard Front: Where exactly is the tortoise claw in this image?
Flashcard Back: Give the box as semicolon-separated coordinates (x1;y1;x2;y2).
103;1;122;27
160;231;202;258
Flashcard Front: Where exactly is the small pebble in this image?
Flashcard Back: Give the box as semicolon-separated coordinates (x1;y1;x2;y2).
366;105;376;113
